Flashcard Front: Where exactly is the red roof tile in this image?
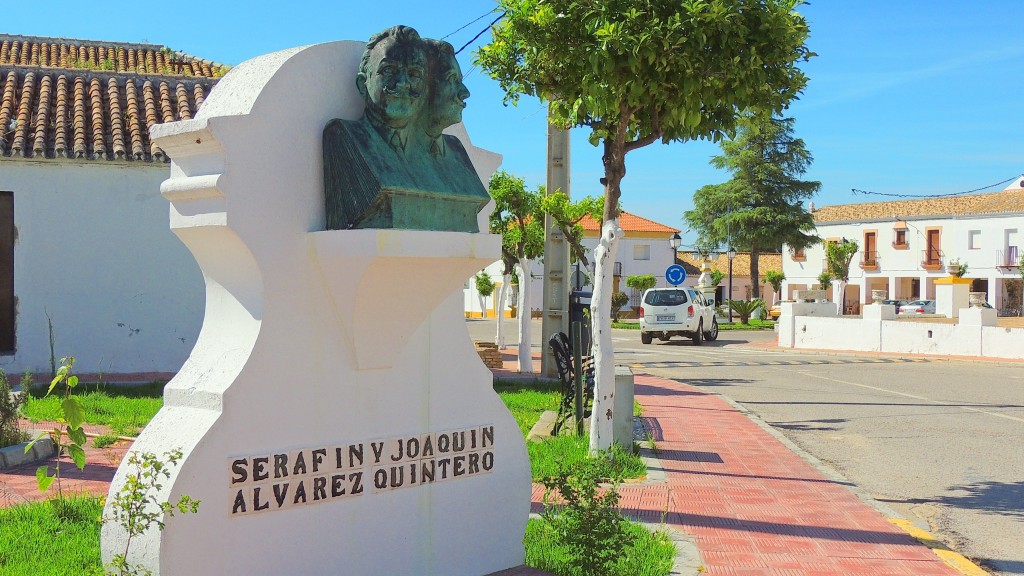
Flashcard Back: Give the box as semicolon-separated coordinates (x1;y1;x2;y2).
579;210;680;233
0;34;223;163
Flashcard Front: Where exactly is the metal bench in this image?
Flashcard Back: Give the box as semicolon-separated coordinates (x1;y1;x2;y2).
547;332;594;435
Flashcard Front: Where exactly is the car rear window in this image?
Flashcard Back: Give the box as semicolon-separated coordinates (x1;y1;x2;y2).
644;290;688;306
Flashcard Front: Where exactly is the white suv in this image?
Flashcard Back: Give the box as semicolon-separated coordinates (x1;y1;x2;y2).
639;287;718;345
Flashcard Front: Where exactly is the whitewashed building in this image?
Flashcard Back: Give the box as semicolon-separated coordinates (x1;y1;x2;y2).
782;179;1024;315
0;35;224;376
465;211;681;317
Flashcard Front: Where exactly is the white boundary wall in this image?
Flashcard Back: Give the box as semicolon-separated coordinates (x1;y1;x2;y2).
778;308;1024;360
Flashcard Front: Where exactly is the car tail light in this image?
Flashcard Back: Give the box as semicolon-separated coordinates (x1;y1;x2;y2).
688;305;694;317
639;307;645;319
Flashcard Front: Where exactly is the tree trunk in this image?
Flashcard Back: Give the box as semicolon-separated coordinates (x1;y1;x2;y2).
516;259;533;373
588;218;622;453
749;244;760;299
495;274;510;349
477;294;487;320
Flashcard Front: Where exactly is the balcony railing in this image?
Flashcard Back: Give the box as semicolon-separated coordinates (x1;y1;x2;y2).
859;251;880;270
921;249;944;270
997;246;1020;268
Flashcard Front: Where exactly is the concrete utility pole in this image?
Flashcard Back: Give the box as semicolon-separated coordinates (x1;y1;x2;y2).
541;111;571;378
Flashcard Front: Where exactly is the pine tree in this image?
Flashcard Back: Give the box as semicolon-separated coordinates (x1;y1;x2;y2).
685;113;821;298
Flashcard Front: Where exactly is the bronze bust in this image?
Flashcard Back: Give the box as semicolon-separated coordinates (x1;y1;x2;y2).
323;26;491;232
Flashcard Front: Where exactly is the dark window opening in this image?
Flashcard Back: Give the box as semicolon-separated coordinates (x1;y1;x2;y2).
0;192;13;352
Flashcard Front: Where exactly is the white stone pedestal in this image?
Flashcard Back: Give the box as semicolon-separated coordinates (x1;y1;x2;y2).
935;277;971;319
959;306;997;327
862;303;897;320
100;41;528;576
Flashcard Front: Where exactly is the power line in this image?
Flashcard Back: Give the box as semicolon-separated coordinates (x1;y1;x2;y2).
442;8;498;40
851;175;1019;199
455;12;506;55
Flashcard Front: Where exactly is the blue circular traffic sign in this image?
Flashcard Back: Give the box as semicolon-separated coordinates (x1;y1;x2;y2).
665;264;686;286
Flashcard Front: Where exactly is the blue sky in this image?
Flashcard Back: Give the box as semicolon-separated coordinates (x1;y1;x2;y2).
7;1;1022;248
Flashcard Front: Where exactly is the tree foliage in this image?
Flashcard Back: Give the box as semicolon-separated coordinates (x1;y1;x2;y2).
478;0;814;221
540;191;603;267
825;240;858;283
475;272;496;298
625;274;656;294
765;270;785;297
685;112;820;297
489;171;545;262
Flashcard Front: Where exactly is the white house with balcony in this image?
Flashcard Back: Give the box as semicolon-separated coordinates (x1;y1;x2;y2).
464;211;681;318
782;178;1024;315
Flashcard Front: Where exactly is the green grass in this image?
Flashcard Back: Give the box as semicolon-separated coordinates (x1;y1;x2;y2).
21;382;165;436
719;318;775;330
525;517;675;576
612;321;640;330
0;497;103;576
493;378;562;435
493;378;647;481
528;435;646;480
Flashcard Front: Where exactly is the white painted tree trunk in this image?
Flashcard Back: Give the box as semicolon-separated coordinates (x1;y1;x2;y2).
836;280;846;313
495;274;510;349
588;219;622;453
516;260;534;373
477;294;487;320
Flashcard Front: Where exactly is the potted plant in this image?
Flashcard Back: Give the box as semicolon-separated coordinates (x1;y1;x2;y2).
947;258;968;278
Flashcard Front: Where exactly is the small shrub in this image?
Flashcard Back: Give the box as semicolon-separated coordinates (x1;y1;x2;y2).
537;457;628;576
106;449;200;576
611;291;629;321
93;434;121;448
0;369;26;448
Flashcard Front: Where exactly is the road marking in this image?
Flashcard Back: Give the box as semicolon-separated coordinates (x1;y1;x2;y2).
888;518;990;576
795;371;1024;424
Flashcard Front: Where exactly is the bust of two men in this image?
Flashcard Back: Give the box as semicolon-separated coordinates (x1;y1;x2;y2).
323;25;490;232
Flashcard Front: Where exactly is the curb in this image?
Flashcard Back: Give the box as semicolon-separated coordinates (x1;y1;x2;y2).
0;437;56;470
889;519;991;576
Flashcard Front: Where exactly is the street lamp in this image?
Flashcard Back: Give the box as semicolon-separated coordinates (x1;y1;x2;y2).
727;247;737;322
669;233;681;251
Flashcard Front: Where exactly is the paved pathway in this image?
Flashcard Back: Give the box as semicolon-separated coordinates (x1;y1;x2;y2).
1;349;972;575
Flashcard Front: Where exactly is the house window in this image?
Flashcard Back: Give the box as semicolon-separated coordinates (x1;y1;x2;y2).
633;244;650;260
968;230;981;250
791;246;806;261
893;228;908;249
0;192;13;352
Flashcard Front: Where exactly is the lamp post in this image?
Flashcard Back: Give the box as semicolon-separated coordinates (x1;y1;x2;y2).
727;247;737;322
669;233;681;253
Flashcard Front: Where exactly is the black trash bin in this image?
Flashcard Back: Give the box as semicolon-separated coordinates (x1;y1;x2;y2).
569;291;592;354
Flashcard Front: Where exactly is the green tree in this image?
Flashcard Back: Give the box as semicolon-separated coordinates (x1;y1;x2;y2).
478;0;812;452
817;271;833;291
625;274;656;296
765;270;786;300
826;240;858;310
685;113;820;299
489;171;545;372
540;190;603;269
474;272;496;319
710;269;725;288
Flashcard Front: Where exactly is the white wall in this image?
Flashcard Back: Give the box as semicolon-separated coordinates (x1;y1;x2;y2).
780;314;1024;360
0;159;204;375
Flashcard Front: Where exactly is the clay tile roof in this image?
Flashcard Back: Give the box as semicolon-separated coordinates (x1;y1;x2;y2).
676;252;783;279
813;188;1024;223
580;210;681;234
0;34;224;163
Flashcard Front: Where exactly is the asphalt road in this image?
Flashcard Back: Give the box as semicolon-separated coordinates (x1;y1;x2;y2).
467;318;1024;576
